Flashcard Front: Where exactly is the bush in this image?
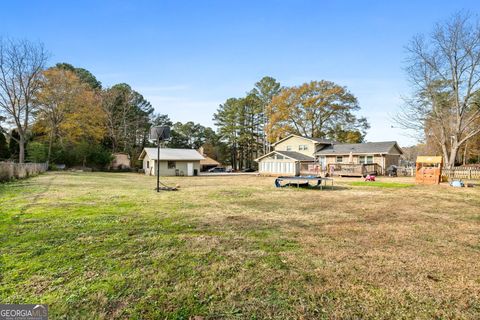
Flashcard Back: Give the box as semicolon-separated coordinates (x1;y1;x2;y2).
87;145;113;168
26;142;47;163
51;142;113;169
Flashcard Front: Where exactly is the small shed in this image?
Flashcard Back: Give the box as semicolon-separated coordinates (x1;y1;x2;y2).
415;156;443;185
111;153;131;170
138;148;204;176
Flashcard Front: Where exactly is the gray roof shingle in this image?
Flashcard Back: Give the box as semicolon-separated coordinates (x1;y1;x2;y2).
139;148;204;161
304;136;335;144
316;141;401;155
271;134;334;146
275;151;314;161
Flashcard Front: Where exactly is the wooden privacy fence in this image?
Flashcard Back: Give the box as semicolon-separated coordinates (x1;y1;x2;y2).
397;166;480;180
0;162;48;182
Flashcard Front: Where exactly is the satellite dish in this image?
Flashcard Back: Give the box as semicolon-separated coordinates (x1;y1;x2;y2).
150;126;171;142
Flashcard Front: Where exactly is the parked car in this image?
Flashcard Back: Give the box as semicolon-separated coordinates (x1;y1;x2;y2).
241;168;256;172
208;167;226;173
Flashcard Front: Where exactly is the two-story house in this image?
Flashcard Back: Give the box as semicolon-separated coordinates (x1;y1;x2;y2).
255;134;403;176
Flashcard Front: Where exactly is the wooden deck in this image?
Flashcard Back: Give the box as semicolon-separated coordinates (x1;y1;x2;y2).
299;163;384;177
328;163;382;177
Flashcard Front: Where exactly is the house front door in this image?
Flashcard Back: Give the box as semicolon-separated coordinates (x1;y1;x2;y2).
187;162;194;176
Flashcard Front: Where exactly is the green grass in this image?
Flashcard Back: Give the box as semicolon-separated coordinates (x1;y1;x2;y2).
349;181;414;188
1;172;479;319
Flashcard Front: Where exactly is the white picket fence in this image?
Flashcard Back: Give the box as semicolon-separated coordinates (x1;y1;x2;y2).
0;162;48;182
442;167;480;180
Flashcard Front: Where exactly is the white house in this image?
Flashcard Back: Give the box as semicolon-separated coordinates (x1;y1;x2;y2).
138;148;204;176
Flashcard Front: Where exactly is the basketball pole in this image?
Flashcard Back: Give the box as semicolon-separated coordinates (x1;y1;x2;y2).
156;138;160;192
150;125;171;192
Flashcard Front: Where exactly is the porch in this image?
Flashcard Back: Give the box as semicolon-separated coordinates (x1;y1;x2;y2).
300;162;384;177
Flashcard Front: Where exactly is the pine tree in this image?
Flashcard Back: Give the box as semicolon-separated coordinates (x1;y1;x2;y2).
0;133;10;160
8;130;20;160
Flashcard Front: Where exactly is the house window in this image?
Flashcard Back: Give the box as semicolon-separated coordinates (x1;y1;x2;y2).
318;156;326;167
146;161;149;168
359;156;374;164
336;156;343;163
299;145;308;151
286;145;292;151
168;161;176;169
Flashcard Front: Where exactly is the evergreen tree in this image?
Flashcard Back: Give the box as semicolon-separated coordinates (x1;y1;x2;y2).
26;142;47;162
214;98;241;169
0;132;10;160
8;130;20;160
250;76;282;153
55;63;102;90
102;83;154;158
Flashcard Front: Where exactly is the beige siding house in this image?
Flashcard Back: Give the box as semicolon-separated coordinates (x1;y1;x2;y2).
256;135;331;176
138;148;204;176
316;141;403;175
256;134;403;176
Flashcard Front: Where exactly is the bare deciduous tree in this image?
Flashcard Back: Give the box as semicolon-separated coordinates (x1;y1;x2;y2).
0;38;48;163
396;12;480;168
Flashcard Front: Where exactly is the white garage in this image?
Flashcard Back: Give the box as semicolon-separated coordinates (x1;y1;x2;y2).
255;151;314;176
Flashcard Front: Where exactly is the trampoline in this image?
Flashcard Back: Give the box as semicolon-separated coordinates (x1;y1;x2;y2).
275;176;334;190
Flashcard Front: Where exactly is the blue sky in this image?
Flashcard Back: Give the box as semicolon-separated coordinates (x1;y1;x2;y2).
2;1;480;146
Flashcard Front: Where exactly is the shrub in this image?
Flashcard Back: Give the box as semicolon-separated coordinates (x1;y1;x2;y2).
26;142;47;163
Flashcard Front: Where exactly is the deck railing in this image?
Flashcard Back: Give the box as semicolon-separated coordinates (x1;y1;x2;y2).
299;163;384;176
299;163;321;176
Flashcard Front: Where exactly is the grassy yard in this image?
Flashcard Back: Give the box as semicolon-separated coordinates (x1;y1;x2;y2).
348;181;414;188
1;172;480;319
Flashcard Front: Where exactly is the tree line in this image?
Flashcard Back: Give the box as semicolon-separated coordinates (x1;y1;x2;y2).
0;38;228;168
214;77;369;170
3;13;478;170
0;38;371;170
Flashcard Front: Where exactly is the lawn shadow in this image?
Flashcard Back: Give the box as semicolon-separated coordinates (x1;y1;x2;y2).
276;184;349;191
